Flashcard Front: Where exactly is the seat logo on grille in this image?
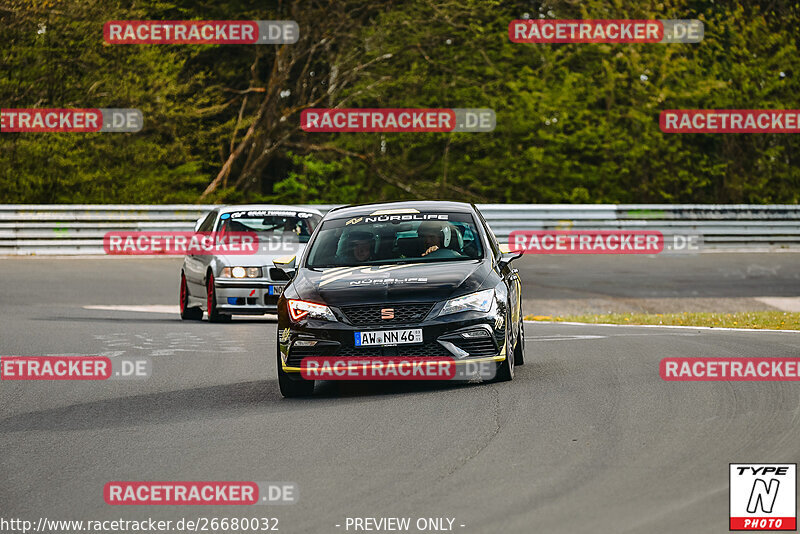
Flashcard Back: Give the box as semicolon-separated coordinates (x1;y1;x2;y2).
381;308;395;320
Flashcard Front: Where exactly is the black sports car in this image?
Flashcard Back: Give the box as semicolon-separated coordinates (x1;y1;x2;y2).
273;201;524;397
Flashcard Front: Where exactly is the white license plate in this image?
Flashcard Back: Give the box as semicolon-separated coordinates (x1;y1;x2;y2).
268;285;283;296
354;329;423;347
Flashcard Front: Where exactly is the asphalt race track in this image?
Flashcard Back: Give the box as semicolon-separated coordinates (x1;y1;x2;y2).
1;255;800;534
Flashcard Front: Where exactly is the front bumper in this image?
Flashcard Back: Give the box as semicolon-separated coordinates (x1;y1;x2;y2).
278;307;507;374
214;279;285;314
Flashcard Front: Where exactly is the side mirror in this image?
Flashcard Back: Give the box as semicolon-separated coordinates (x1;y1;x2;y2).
271;255;297;281
498;244;523;269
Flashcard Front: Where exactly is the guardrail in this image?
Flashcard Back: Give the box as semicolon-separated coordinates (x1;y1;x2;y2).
0;204;798;254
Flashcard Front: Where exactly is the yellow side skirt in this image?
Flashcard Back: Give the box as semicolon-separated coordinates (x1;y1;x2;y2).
282;353;506;373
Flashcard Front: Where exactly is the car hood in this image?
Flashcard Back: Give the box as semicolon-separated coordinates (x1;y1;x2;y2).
292;260;490;306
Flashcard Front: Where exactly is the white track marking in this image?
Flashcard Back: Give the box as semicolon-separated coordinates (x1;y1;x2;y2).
527;335;607;342
84;305;178;314
754;297;800;312
525;320;800;334
83;305;277;321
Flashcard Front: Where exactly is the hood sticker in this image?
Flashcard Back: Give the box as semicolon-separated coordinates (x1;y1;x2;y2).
319;264;413;287
349;277;427;286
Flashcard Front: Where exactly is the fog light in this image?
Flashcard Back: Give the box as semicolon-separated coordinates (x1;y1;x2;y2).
461;329;490;338
294;340;318;347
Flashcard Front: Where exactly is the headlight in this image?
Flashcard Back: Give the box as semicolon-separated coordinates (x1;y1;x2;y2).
221;266;262;278
439;289;494;316
287;299;337;322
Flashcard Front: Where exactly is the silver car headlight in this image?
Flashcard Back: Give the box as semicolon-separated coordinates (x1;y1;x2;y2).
221;266;262;278
439;289;495;316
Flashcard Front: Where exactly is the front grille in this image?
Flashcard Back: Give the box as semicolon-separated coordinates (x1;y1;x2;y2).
227;297;259;305
495;329;505;347
286;341;450;366
340;303;434;326
337;342;450;358
450;338;498;357
286;344;337;367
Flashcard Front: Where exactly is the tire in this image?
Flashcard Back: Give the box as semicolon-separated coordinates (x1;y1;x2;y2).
514;318;525;366
492;313;515;382
206;272;231;323
179;272;203;321
277;345;314;397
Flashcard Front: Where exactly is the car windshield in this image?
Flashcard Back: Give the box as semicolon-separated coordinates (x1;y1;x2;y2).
306;212;484;268
218;209;320;243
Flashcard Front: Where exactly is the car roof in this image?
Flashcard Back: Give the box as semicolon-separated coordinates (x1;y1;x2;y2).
325;200;475;219
216;204;324;216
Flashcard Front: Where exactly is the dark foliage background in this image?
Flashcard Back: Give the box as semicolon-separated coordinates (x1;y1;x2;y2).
1;0;798;204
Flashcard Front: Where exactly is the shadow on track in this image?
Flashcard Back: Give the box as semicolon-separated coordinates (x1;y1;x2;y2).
0;375;513;434
0;380;283;433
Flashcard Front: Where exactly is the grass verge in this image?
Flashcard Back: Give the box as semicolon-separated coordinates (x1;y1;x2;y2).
524;311;800;330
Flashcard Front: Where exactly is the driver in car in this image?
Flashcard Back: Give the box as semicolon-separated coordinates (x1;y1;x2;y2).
348;230;375;263
418;221;462;258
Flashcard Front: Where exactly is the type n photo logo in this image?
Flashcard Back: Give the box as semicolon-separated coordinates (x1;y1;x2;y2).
730;464;797;531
